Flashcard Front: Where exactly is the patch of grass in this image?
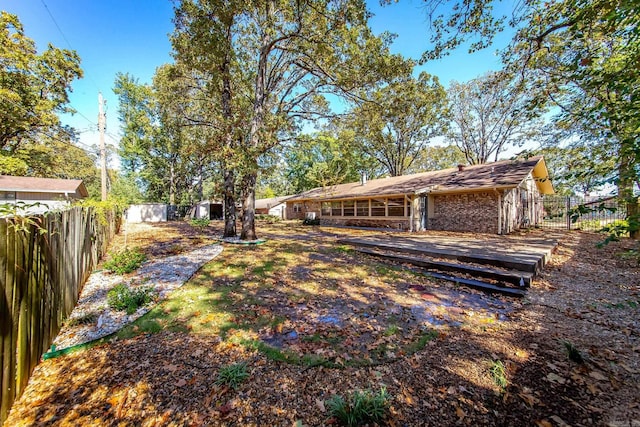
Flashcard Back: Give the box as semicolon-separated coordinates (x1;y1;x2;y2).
326;388;390;427
189;217;210;232
66;312;99;327
384;324;400;336
490;359;508;390
403;330;437;354
562;340;585;364
104;247;146;274
107;283;156;315
334;245;355;254
216;362;250;389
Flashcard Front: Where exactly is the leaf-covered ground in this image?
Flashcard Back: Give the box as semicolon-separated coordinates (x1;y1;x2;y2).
5;221;640;426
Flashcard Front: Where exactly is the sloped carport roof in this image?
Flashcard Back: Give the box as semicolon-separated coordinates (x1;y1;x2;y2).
287;156;553;202
255;196;292;210
0;175;89;197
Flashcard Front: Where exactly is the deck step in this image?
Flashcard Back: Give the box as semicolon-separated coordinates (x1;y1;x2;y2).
355;247;533;287
338;237;541;274
426;272;526;297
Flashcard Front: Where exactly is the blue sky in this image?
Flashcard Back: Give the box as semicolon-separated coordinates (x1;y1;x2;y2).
3;0;511;155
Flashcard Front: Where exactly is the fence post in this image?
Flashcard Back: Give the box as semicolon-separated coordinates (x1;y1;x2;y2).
565;197;571;230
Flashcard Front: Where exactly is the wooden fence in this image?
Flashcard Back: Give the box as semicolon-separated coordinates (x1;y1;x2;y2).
0;206;119;422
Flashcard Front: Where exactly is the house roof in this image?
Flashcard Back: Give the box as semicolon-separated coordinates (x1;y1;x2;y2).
255;196;291;210
287;156;554;202
0;175;89;197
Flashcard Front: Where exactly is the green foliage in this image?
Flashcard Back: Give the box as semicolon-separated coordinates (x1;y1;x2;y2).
0;202;48;234
75;199;124;226
215;362;249;389
0;12;83;152
107;283;156;315
302;217;320;226
490;359;508;390
326;388;390;427
104;248;146;274
189;217;210;232
346;71;447;176
562;341;584;364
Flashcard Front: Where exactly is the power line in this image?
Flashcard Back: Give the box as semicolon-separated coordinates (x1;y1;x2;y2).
39;0;101;91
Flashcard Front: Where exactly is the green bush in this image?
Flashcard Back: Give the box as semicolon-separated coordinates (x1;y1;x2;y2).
107;283;156;315
490;359;508;390
256;214;281;223
302;217;320;226
326;388;389;426
190;217;211;232
104;248;146;274
215;362;250;389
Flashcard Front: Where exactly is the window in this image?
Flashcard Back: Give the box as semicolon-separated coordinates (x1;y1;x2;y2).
0;191;16;201
356;200;369;216
371;198;385;216
331;201;342;216
321;202;331;216
293;203;302;213
387;198;405;216
343;200;354;216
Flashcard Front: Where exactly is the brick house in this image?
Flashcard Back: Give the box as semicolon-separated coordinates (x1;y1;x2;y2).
284;156;554;234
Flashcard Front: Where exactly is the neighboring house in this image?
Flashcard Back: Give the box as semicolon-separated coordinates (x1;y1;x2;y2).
0;175;88;214
285;156;554;234
255;196;291;219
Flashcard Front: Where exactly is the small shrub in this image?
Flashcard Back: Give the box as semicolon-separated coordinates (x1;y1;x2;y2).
216;362;250;389
190;217;210;232
562;340;585;364
302;218;320;226
490;360;508;390
256;214;281;223
326;388;389;426
107;283;156;315
104;248;146;274
66;312;99;327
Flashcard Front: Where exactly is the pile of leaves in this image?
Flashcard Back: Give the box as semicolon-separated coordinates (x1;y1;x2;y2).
6;223;639;426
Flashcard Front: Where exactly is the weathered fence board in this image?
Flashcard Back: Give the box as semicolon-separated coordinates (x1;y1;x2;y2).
0;207;119;422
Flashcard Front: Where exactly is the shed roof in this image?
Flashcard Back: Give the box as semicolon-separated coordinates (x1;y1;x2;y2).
255;196;292;210
0;175;89;197
287;156;553;202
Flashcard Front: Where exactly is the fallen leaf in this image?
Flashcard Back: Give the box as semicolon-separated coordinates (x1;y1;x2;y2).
315;398;326;413
546;373;566;384
589;370;607;381
535;420;553;427
176;378;187;387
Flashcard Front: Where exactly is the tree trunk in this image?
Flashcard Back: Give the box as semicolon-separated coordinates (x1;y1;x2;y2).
240;171;258;241
223;169;236;238
618;142;638;239
169;160;176;205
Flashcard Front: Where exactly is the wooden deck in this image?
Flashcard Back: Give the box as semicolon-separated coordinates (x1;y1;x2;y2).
337;233;559;296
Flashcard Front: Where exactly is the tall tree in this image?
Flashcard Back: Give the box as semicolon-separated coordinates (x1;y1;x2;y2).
172;0;409;240
0;11;82;154
396;0;639;235
284;132;371;192
406;144;467;174
346;71;447;176
447;71;541;164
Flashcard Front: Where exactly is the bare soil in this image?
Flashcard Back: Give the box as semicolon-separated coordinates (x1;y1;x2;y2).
4;221;640;426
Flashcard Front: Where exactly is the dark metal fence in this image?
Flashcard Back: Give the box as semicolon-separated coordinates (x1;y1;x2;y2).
540;195;627;231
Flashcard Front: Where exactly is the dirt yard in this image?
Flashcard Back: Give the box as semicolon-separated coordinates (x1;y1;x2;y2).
4;220;639;426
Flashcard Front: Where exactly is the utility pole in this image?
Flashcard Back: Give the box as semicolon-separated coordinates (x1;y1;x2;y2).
98;92;107;201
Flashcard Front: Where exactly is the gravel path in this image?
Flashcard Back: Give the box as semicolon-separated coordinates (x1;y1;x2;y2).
53;244;223;350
